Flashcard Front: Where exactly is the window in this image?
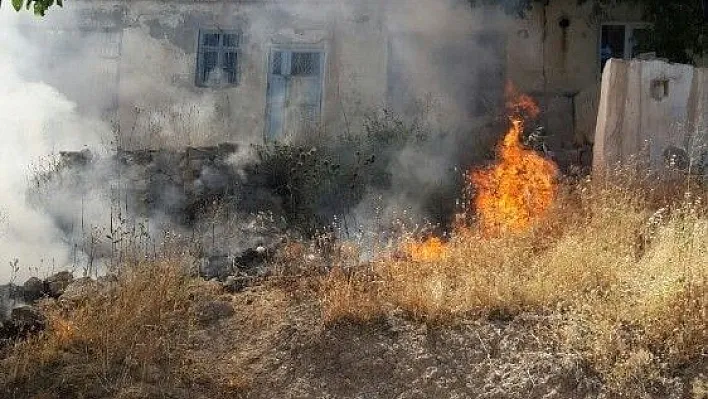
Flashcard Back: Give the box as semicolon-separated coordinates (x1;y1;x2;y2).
265;49;325;140
600;23;653;71
269;50;322;77
290;52;320;76
650;79;670;100
196;29;240;87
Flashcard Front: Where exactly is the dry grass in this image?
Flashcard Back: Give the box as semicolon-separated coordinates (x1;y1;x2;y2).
320;176;708;395
1;172;705;398
0;259;225;398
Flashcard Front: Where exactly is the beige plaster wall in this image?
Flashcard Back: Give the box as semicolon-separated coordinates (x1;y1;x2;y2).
110;0;509;150
66;0;662;162
110;1;389;150
593;59;708;174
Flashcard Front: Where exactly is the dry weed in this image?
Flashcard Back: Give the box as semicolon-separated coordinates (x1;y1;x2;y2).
320;176;707;395
0;260;224;398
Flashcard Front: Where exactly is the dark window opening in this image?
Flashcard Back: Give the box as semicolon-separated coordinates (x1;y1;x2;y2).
630;28;653;58
600;24;654;72
223;33;239;47
223;52;238;84
201;51;218;84
601;25;625;71
203;33;220;47
651;79;670;100
269;51;321;77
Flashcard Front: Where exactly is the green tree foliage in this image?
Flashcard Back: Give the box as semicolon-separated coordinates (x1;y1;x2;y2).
626;0;707;64
1;0;61;16
470;0;707;65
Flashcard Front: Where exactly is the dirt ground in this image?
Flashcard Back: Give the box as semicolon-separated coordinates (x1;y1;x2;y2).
185;285;601;399
3;279;704;399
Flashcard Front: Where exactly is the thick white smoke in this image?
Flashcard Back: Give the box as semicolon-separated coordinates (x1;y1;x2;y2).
0;8;111;282
0;0;514;281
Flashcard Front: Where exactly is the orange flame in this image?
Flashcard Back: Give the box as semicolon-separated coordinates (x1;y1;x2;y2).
470;85;558;233
400;85;558;260
405;237;448;262
504;83;541;121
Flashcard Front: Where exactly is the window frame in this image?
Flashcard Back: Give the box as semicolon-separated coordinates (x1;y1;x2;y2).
195;28;242;88
264;44;327;141
599;22;653;70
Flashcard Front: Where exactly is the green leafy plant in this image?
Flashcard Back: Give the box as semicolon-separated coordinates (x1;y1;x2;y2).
2;0;62;16
248;109;429;236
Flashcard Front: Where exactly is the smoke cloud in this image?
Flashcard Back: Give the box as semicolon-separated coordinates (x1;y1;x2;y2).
0;7;112;282
0;0;514;282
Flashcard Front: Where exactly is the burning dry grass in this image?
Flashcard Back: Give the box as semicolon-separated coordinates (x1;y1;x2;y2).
471;85;558;234
0;259;227;398
321;178;708;394
0;178;704;398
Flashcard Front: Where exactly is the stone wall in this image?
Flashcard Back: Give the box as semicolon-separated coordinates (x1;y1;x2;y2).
593;59;708;175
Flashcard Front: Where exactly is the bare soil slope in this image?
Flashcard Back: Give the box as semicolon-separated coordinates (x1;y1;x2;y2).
185;285;700;399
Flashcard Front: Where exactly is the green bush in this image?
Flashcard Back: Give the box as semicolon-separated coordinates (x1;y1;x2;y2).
250;109;431;236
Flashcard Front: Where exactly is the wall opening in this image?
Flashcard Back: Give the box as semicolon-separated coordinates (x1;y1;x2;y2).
650;79;669;100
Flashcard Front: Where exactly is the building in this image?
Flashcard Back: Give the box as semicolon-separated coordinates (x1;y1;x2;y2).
23;0;672;165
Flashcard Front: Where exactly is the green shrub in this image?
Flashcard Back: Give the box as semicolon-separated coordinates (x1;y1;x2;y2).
249;109;431;236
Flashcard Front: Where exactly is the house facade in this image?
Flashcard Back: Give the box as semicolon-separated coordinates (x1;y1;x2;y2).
27;0;661;163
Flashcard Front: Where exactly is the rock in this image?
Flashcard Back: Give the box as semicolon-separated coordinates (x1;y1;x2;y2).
191;300;235;325
61;277;96;302
0;284;24;322
0;305;46;343
45;271;74;298
23;277;45;302
59;149;93;166
217;142;238;155
234;247;270;271
10;305;45;330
